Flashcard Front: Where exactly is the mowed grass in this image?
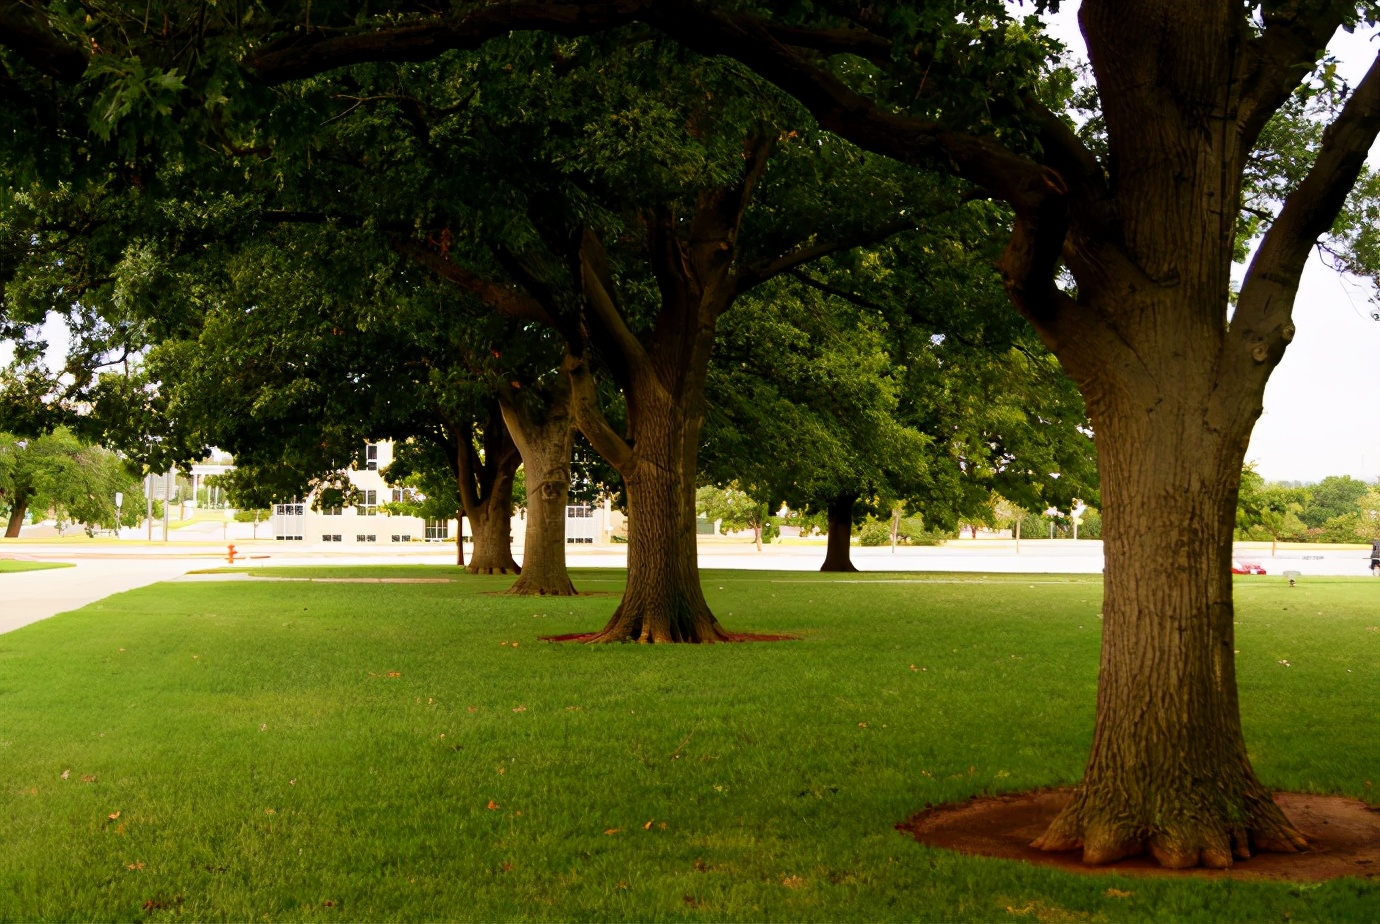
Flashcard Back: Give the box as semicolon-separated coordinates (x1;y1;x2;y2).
1;569;1377;922
0;560;74;573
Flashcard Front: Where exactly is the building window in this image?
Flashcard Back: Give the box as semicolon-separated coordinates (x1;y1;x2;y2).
323;506;342;516
358;490;378;516
391;488;403;503
356;534;376;543
391;534;413;543
365;444;378;471
322;534;342;542
424;519;449;541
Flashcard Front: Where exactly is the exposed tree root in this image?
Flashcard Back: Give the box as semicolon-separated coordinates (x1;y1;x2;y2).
1032;782;1309;869
582;602;731;644
467;563;520;576
502;576;577;596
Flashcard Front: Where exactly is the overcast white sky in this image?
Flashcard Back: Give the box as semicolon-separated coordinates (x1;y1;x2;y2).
1031;4;1380;483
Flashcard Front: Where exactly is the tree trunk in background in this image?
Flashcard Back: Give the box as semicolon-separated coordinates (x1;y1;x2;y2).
501;388;578;596
587;392;725;642
455;506;466;568
819;494;858;572
4;496;28;538
464;461;520;575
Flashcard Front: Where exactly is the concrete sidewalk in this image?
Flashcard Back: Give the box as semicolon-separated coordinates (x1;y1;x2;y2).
0;557;200;635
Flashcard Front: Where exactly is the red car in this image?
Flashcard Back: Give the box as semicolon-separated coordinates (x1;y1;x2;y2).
1231;561;1267;575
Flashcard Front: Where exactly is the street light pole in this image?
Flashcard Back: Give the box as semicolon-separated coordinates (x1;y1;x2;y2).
114;492;123;539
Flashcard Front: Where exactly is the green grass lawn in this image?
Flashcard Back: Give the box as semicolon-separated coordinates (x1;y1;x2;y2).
0;560;75;573
1;568;1376;922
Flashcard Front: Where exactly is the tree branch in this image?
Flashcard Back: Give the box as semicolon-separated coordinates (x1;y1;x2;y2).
247;0;651;84
1235;50;1380;349
578;227;650;374
1236;2;1353;153
393;238;562;329
561;349;633;474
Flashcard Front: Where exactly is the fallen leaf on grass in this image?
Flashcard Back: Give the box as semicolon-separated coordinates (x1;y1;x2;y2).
107;811;120;820
60;770;70;780
616;881;628;890
126;862;145;871
467;706;478;713
486;800;500;810
322;899;336;908
264;808;276;815
81;774;97;783
1105;888;1132;899
511;642;520;648
643;820;653;830
500;862;513;872
260;724;267;732
512;706;527;713
781;876;805;889
603;828;622;835
386;671;401;678
858;722;868;728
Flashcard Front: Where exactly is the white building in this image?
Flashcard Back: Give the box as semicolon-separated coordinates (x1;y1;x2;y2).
269;441;621;546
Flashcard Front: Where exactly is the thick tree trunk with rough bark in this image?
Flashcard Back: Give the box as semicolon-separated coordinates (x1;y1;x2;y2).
4;496;28;538
501;388;578;596
820;493;858;572
587;390;726;642
1031;368;1306;867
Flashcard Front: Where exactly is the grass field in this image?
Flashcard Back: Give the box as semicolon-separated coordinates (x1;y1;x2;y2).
1;567;1376;921
0;560;75;573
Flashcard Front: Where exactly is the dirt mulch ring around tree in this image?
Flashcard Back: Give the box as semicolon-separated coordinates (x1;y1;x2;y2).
898;789;1380;882
481;591;621;598
539;631;797;643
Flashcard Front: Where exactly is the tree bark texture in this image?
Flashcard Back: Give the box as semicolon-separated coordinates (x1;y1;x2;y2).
463;464;520;574
820;493;858;572
4;496;28;538
500;386;579;596
588;387;726;642
1032;372;1304;867
455;506;466;567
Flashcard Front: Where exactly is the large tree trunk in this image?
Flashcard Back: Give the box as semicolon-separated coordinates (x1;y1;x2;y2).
587;392;726;643
501;388;578;596
1033;382;1305;867
819;493;858;572
4;496;28;538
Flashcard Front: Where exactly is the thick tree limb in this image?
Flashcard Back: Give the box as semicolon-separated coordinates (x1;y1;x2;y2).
578;227;651;379
733;219;920;295
0;0;87;82
393;238;562;329
1236;1;1352;154
1234;50;1380;349
248;0;649;84
562;349;634;473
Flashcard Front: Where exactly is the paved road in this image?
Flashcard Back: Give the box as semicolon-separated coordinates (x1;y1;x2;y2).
3;538;1374;635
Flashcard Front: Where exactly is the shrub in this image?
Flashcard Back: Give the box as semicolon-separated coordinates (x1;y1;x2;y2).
859;519;892;546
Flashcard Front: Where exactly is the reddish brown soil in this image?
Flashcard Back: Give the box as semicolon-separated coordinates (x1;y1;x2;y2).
539;631;797;643
898;788;1380;881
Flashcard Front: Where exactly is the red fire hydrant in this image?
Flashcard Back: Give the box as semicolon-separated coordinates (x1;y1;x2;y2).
226;544;238;564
